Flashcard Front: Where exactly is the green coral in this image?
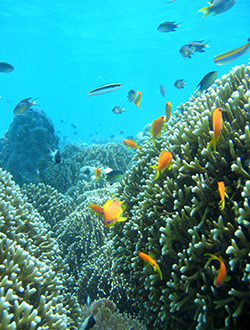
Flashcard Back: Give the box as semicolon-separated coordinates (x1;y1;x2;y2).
0;167;81;329
109;63;250;329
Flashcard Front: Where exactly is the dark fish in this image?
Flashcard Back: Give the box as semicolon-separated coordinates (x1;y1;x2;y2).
157;21;180;32
159;84;165;98
174;79;186;89
180;45;194;59
71;123;77;129
50;149;61;164
187;40;209;53
119;130;125;134
79;315;96;330
106;170;125;185
13;97;39;115
196;71;218;96
60;119;65;123
110;134;115;139
73;131;79;135
0;62;14;73
112;106;125;114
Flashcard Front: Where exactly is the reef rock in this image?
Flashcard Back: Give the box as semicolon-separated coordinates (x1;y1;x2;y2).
0;109;58;185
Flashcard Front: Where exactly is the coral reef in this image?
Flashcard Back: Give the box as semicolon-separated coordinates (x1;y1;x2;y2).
38;142;134;193
0;109;58;185
109;63;250;329
0;167;81;329
80;300;146;330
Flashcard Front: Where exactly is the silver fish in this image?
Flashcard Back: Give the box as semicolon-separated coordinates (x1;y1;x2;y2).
87;83;123;97
199;0;236;18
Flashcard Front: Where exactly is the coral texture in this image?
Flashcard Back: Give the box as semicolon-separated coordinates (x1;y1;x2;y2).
109;63;250;329
0;109;58;185
80;301;146;330
0;167;81;329
38;142;133;193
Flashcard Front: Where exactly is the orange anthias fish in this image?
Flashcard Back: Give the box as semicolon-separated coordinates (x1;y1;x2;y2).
218;181;229;210
139;252;163;280
150;150;172;181
147;116;166;146
205;253;228;287
165;101;172;122
122;138;141;151
89;204;105;215
207;107;222;152
95;167;102;182
103;197;127;227
134;91;142;109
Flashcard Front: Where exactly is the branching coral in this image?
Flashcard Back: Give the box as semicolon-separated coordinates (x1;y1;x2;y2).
38;142;134;193
109;63;250;329
0;167;81;328
80;300;146;330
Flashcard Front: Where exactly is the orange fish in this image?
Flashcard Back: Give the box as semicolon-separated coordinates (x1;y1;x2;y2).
205;253;228;287
139;252;163;280
122;138;141;151
95;167;102;182
218;181;229;210
150;150;172;181
134;91;142;109
165;101;172;122
207;107;222;151
103;197;127;227
89;204;104;215
147;116;166;146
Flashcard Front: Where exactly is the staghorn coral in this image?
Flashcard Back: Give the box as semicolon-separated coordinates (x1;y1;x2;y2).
109;63;250;329
38;142;134;193
0;167;81;328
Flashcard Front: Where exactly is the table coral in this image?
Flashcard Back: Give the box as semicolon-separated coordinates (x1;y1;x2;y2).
109;63;250;329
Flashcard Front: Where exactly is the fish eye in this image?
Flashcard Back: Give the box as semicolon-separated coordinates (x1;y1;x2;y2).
107;220;110;224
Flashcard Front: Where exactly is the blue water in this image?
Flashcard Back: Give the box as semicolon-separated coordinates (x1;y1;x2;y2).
0;0;249;144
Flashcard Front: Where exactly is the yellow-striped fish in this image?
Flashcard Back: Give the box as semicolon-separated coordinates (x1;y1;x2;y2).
214;38;250;65
87;83;123;97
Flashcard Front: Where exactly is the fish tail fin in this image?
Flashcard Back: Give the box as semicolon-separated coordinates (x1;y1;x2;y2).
117;216;127;223
154;265;163;280
32;97;39;105
150;166;159;181
146;137;153;144
207;138;216;152
219;199;225;210
198;6;211;18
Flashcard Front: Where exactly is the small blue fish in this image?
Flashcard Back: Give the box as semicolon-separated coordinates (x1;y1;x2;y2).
214;38;250;65
180;44;194;59
87;83;123;97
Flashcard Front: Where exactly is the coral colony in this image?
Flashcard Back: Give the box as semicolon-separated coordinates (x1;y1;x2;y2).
0;63;250;329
